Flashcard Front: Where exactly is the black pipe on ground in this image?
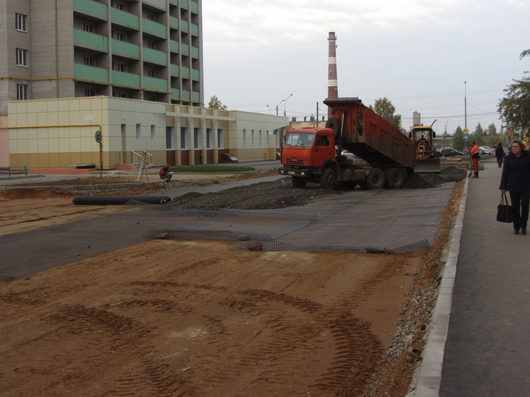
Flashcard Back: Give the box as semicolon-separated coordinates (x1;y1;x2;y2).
73;196;171;205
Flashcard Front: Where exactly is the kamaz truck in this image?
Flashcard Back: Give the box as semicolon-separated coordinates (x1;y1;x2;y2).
279;97;418;189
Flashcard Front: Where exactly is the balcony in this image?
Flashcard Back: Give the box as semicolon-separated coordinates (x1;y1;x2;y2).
191;46;199;58
191;1;199;14
74;29;108;53
169;16;179;30
180;0;189;10
170;40;179;53
171;88;180;100
142;19;167;39
73;0;108;21
112;71;141;88
74;64;109;84
191;69;199;81
192;91;200;103
180;20;189;33
191;23;199;37
181;90;190;101
169;0;178;6
180;43;189;56
170;64;179;77
144;76;168;92
143;0;166;11
143;48;167;65
111;8;140;30
112;39;140;59
180;66;190;78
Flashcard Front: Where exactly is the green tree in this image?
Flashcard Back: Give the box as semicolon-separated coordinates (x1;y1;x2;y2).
452;126;465;151
473;123;484;136
487;123;497;136
370;97;402;130
207;95;228;110
498;73;530;133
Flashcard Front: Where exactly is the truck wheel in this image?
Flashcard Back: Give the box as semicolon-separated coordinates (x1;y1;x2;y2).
321;168;337;189
384;168;405;189
292;176;307;188
365;168;385;189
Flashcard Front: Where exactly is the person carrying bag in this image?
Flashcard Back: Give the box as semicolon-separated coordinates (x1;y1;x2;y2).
497;192;513;223
499;140;530;235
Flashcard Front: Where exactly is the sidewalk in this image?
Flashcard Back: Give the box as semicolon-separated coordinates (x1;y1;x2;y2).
439;162;530;395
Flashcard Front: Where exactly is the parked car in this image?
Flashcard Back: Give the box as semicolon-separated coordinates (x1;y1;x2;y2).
479;146;494;155
439;148;464;156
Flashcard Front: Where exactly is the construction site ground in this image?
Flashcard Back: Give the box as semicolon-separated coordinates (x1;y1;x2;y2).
0;162;466;396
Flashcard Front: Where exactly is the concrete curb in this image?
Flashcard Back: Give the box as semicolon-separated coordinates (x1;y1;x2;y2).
409;175;470;396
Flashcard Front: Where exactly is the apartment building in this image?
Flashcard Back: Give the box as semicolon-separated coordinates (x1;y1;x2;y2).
0;0;203;166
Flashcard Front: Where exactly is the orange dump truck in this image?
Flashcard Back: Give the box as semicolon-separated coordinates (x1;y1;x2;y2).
279;97;417;189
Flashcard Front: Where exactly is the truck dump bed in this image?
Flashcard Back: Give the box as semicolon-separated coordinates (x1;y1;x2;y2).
324;97;417;169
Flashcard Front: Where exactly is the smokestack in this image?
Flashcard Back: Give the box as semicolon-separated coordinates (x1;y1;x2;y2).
327;32;338;117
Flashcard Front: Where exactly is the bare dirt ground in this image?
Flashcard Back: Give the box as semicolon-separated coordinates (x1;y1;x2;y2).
0;170;465;396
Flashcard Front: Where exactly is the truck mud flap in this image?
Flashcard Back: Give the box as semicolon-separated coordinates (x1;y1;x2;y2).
414;159;441;174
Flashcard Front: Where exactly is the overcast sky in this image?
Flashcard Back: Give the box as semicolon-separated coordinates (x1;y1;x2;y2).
202;0;529;135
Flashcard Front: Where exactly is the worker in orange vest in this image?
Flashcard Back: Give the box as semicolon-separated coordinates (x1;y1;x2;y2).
470;141;480;178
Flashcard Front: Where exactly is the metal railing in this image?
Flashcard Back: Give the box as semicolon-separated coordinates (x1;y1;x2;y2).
131;151;153;181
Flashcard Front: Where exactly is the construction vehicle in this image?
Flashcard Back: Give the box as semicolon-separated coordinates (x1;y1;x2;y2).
279;97;419;189
409;121;441;173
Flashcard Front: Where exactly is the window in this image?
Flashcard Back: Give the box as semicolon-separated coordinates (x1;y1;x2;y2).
84;88;96;97
316;135;330;147
217;129;224;149
16;84;28;100
206;128;212;149
136;124;141;139
150;125;156;139
242;129;246;147
83;23;94;33
16;48;28;66
180;127;187;149
147;69;157;77
193;128;200;149
166;127;173;149
15;13;27;32
84;56;96;66
113;61;126;72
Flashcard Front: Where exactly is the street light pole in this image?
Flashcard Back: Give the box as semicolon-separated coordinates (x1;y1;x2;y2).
275;99;285;116
464;81;467;132
283;93;293;117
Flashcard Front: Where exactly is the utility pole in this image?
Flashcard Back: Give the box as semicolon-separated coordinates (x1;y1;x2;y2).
464;81;468;132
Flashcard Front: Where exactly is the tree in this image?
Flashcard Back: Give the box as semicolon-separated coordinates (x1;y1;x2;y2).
473;123;484;136
498;73;530;133
452;126;465;151
487;123;497;136
370;97;402;130
207;95;228;110
521;49;530;59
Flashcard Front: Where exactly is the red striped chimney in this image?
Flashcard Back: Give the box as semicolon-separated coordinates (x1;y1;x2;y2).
327;32;338;116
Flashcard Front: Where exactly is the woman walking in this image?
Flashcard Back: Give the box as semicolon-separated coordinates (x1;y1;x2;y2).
499;140;530;234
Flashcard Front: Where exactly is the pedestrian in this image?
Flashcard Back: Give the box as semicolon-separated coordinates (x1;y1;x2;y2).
495;142;504;168
499;140;530;235
159;164;173;184
470;141;480;178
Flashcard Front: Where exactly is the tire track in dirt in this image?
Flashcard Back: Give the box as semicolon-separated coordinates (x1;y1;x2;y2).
124;280;382;396
44;304;194;396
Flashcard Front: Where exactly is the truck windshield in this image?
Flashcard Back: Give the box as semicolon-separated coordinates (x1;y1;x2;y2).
285;132;315;147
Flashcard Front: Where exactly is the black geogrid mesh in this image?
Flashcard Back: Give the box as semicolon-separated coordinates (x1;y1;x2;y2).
230;239;431;254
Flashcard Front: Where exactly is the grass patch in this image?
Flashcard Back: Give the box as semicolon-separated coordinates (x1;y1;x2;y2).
169;165;255;173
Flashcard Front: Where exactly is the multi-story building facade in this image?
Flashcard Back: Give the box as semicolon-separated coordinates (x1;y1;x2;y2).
1;0;203;166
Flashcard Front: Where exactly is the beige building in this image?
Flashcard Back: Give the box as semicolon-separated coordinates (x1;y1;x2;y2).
1;0;203;167
8;97;287;169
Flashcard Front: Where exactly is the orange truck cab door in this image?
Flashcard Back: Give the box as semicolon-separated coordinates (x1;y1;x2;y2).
312;132;335;167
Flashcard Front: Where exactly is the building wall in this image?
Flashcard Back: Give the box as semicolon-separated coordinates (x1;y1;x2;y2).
0;115;8;166
8;97;288;169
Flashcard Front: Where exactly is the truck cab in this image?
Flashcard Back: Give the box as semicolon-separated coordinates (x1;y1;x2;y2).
279;128;337;187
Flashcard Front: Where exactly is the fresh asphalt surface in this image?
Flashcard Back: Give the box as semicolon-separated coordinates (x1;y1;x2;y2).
439;162;530;396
